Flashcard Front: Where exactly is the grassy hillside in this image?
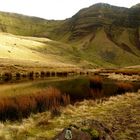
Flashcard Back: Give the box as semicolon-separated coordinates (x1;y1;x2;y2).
0;3;140;68
73;28;140;67
0;32;80;72
0;11;62;37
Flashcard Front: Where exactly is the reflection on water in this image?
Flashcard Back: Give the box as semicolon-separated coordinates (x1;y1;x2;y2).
41;76;140;102
0;75;139;102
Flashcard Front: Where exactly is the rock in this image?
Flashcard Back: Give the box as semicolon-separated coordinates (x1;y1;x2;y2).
53;119;115;140
53;127;91;140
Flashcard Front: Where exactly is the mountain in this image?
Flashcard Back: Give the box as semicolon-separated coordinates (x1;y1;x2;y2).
0;3;140;68
53;3;140;39
0;11;62;37
51;3;140;67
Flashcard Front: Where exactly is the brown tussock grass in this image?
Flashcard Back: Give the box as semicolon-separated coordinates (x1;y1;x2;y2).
89;76;103;89
15;96;37;117
116;82;133;94
0;87;70;121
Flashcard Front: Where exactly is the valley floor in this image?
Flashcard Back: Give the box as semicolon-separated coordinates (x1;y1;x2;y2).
0;91;139;140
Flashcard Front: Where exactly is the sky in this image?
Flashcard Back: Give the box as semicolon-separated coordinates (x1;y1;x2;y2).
0;0;139;20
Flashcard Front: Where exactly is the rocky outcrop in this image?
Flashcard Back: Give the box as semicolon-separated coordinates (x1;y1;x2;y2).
53;120;115;140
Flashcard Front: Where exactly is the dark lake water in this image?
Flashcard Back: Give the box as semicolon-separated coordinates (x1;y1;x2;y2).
0;75;140;102
31;76;140;102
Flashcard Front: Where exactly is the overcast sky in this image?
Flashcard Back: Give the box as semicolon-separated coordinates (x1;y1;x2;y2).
0;0;139;20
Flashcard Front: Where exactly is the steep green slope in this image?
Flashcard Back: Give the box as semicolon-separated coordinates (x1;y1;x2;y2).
80;29;140;66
